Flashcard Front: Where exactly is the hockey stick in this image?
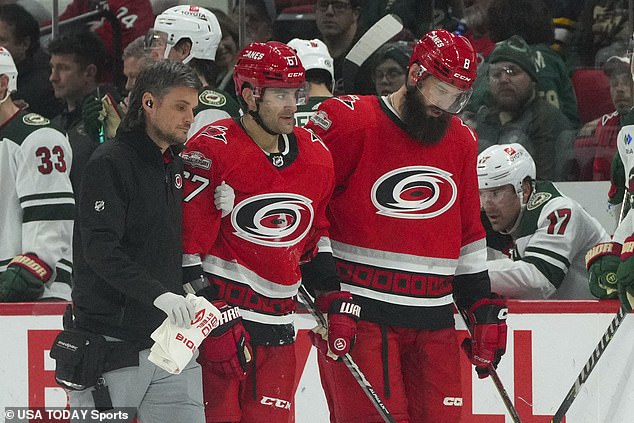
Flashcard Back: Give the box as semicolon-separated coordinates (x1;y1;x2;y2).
297;286;396;423
550;304;628;423
342;14;404;93
456;307;522;423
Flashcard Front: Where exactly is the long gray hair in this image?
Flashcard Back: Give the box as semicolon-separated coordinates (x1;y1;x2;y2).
119;60;202;132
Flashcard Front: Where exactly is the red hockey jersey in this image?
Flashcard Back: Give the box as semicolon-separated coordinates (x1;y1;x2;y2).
305;95;490;329
182;118;334;325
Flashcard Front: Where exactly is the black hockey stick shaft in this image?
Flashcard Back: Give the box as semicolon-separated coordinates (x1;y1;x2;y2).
298;285;396;423
457;308;522;423
551;305;628;423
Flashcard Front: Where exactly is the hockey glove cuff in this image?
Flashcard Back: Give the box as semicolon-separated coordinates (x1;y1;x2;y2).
617;237;634;311
310;291;360;360
461;293;508;379
0;254;51;301
199;301;252;379
586;242;621;299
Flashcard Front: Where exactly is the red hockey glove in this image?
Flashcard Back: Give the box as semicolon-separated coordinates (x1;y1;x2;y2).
0;254;52;301
198;301;252;379
586;242;621;299
309;291;360;361
461;293;508;379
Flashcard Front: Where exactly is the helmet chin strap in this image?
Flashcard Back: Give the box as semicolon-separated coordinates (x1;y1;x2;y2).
500;183;532;235
248;106;278;136
0;90;11;105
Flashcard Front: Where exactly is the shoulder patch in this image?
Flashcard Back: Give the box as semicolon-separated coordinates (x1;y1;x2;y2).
335;95;359;110
199;90;227;107
527;191;552;210
309;110;331;130
22;113;50;126
182;150;212;170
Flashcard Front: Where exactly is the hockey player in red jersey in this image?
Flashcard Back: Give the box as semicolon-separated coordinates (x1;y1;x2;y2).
181;41;360;422
305;29;508;422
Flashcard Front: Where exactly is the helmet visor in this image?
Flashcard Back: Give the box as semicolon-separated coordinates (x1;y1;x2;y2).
417;75;472;114
254;83;310;106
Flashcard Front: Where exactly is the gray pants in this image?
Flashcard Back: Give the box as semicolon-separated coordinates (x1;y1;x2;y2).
69;349;204;423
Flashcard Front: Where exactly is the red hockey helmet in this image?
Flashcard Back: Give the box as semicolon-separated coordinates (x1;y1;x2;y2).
409;30;477;113
233;41;308;105
410;29;477;90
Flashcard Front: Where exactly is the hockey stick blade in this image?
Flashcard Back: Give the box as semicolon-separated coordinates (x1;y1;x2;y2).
298;286;396;423
342;14;403;93
457;307;522;423
551;305;628;423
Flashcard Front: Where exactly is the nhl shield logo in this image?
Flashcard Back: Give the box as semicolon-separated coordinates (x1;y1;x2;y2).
94;200;105;212
272;155;284;167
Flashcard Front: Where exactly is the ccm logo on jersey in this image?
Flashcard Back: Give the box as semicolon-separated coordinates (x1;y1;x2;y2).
260;396;292;410
443;397;463;406
231;193;314;247
371;166;457;219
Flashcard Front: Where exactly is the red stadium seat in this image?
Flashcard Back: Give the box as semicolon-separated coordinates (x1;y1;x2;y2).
571;68;613;124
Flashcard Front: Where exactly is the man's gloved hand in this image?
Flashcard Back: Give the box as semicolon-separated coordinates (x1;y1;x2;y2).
0;254;51;301
461;293;508;379
617;236;634;311
214;181;235;218
586;242;621;299
81;95;104;143
309;291;360;361
198;301;252;379
153;292;196;328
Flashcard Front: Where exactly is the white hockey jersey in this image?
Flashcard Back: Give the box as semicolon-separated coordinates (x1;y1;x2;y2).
488;181;609;299
0;111;74;298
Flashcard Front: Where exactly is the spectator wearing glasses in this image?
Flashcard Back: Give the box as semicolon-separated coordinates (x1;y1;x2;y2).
466;35;576;181
314;0;362;94
370;42;410;96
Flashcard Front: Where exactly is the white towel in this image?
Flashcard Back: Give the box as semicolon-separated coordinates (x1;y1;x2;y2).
148;294;221;374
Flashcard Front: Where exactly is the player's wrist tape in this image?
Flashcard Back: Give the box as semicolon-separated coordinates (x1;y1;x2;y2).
586;242;622;270
9;254;52;282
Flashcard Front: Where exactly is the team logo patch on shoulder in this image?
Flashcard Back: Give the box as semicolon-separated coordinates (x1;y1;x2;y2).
199;125;228;144
527;192;551;210
371;166;457;219
309;110;331;130
335;95;359;110
182;150;212;169
199;89;227;107
23;113;50;126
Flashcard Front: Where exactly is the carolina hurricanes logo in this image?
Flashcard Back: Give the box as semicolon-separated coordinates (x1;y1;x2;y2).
231;193;314;247
335;95;359;110
174;173;183;189
199;125;228;144
371;166;457;219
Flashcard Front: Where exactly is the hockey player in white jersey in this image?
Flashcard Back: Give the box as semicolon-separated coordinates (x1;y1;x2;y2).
479;143;609;299
587;101;634;308
0;47;74;301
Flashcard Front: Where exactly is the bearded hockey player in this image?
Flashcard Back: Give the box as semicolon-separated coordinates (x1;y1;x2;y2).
304;29;507;423
181;41;359;422
0;46;74;301
479;143;608;299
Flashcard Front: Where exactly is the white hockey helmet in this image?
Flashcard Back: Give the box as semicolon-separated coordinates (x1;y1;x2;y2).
0;46;17;94
287;38;334;87
477;143;536;194
153;5;222;64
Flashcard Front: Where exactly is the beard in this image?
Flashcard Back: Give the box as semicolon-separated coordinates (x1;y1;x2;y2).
401;86;451;144
492;84;534;113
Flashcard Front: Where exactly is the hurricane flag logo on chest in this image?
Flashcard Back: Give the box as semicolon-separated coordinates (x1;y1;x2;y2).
371;166;457;219
231;193;314;247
